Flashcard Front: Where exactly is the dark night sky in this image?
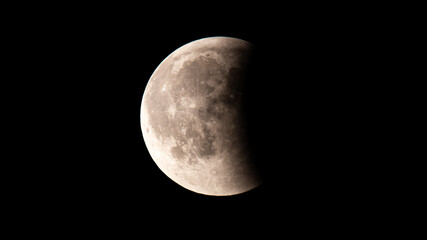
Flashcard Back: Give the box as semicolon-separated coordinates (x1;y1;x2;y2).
22;4;391;234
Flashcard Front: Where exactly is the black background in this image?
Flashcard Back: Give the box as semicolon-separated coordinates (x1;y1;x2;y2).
20;3;395;235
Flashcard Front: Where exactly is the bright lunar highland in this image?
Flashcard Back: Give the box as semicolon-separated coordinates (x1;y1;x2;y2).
141;37;261;196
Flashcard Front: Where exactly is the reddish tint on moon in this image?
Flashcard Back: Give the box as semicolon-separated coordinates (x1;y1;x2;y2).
141;37;261;196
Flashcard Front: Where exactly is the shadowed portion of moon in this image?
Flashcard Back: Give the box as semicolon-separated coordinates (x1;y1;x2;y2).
141;37;261;196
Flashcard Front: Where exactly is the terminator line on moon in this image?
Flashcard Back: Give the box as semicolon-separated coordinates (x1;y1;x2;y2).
140;37;261;196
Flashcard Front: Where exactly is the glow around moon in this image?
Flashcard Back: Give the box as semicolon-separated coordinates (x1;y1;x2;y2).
140;37;261;196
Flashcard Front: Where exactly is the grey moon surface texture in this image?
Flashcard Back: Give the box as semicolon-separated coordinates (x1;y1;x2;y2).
140;37;261;196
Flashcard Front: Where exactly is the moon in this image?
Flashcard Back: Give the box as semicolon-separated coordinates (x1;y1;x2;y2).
140;37;261;196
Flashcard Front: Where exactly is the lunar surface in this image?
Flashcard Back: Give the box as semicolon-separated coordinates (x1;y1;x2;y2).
140;37;261;196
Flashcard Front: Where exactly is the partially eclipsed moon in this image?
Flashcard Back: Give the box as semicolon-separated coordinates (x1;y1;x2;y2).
141;37;261;196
